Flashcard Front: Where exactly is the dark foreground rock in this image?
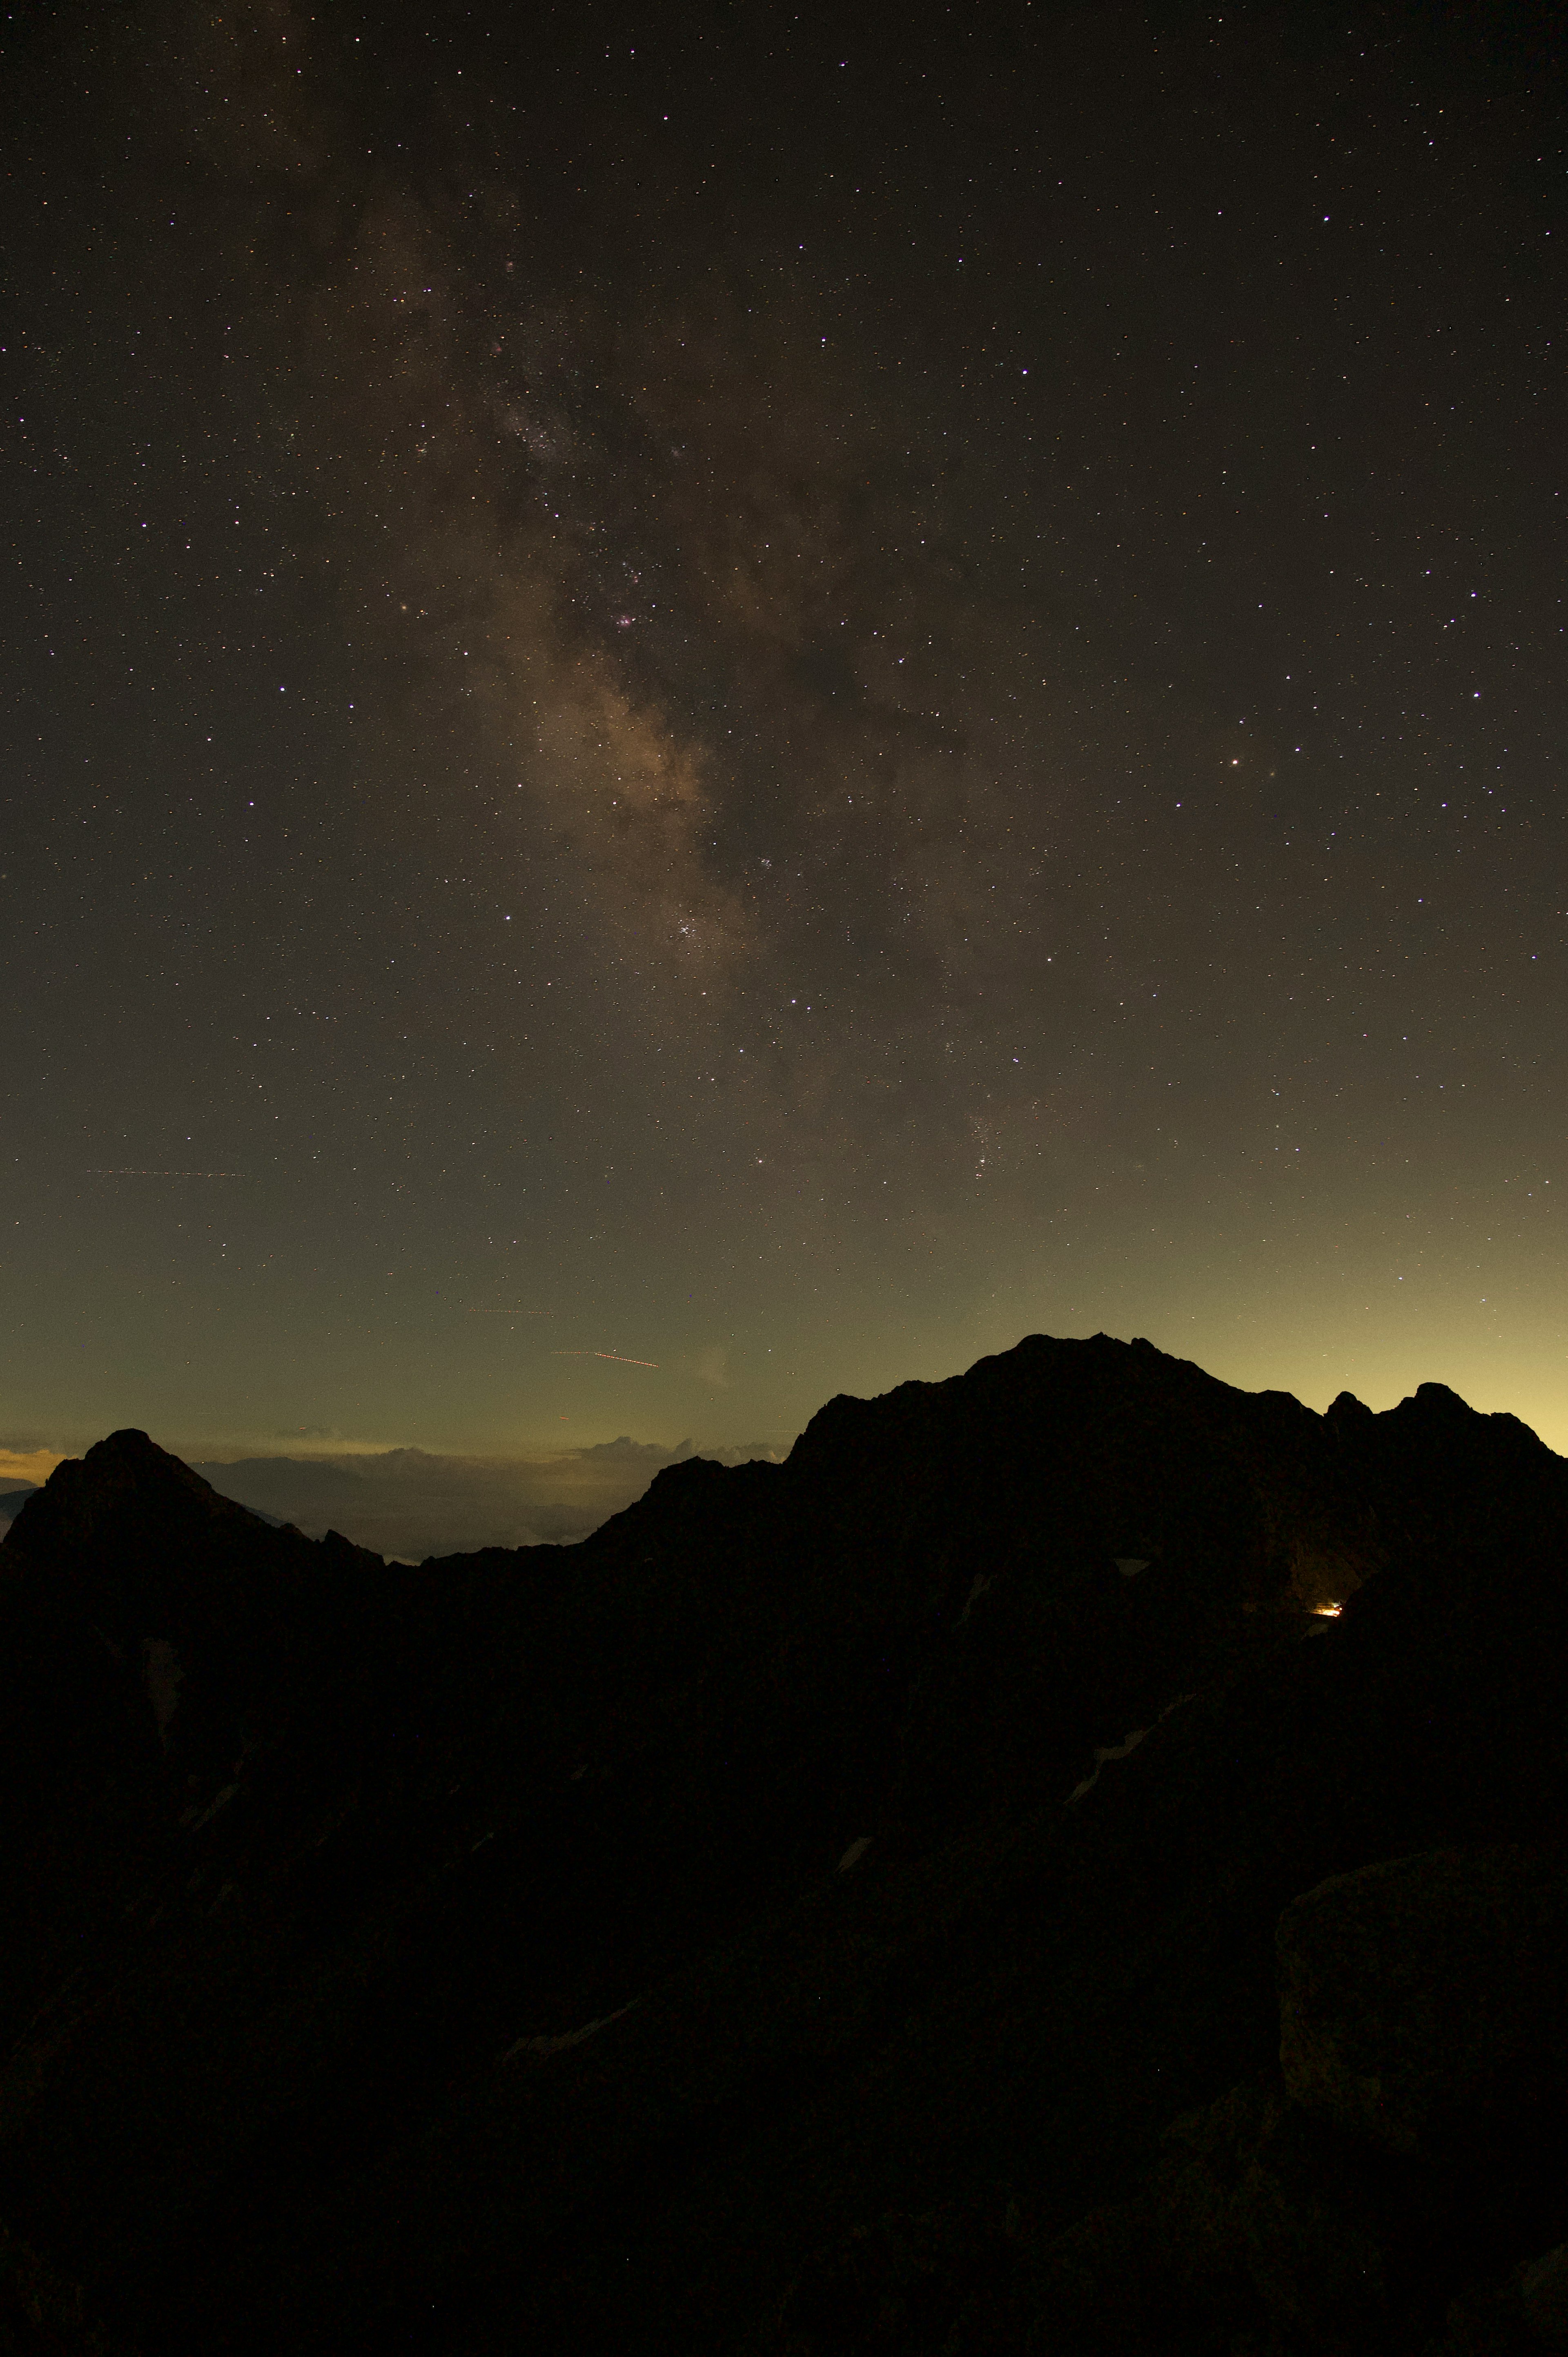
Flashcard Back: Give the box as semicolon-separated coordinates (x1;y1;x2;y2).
765;1850;1568;2357
0;1335;1565;2353
1278;1849;1568;2155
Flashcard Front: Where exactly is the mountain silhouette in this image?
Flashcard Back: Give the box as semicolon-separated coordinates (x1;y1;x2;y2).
1;1333;1565;2355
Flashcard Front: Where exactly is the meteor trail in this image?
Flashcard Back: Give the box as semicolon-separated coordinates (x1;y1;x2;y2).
88;1168;245;1178
550;1351;660;1368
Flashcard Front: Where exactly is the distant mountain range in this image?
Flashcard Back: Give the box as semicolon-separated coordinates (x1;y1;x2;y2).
189;1436;785;1559
0;1483;38;1532
1;1333;1565;2355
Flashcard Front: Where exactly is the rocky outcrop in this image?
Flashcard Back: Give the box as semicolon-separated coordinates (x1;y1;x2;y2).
820;1846;1568;2357
989;2079;1394;2355
1278;1849;1568;2153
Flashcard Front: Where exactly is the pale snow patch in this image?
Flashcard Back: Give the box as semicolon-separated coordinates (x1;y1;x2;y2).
188;1782;238;1832
1067;1728;1149;1804
503;1997;640;2065
1067;1693;1196;1805
957;1573;994;1625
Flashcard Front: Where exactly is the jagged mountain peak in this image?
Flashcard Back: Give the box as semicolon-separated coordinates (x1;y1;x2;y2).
9;1425;275;1562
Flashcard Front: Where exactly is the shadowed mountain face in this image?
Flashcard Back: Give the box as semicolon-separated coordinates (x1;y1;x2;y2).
1;1335;1566;2355
0;1484;38;1532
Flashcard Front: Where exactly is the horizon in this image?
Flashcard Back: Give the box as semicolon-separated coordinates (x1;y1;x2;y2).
7;1317;1568;1481
5;1322;1564;1563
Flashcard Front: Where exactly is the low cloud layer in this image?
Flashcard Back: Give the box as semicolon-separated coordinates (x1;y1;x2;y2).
0;1447;66;1489
194;1438;784;1562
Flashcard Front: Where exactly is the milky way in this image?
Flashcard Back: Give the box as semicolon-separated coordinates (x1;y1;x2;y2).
4;1;1565;1458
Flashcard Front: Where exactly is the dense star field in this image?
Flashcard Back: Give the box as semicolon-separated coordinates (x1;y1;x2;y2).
4;1;1565;1469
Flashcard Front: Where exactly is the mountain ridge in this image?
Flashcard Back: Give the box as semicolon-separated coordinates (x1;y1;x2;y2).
1;1331;1565;2355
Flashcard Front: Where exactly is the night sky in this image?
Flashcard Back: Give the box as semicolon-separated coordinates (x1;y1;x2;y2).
6;0;1566;1481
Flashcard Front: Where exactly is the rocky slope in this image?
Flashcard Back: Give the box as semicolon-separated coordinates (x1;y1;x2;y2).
0;1333;1564;2354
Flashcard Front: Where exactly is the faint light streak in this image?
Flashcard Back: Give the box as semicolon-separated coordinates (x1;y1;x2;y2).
550;1351;660;1368
88;1168;245;1178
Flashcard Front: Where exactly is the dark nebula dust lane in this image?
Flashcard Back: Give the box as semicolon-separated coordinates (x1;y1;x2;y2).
4;0;1565;1462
